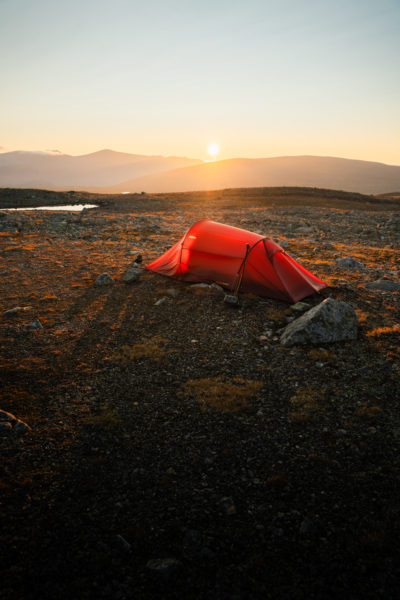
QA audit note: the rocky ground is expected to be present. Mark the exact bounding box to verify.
[0,187,399,600]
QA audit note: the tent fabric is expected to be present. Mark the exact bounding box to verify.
[146,220,326,302]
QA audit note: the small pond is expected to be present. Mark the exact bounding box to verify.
[1,204,98,212]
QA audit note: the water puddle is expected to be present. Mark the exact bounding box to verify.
[1,204,98,212]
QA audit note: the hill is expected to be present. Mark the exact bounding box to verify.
[0,149,202,188]
[2,151,400,195]
[103,155,400,195]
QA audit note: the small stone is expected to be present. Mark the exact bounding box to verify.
[199,547,216,559]
[122,267,141,283]
[0,422,12,436]
[13,420,31,436]
[210,283,224,293]
[190,283,210,289]
[26,318,43,330]
[182,529,202,559]
[299,517,321,538]
[365,279,400,292]
[115,534,132,552]
[154,297,167,306]
[335,256,365,270]
[95,273,114,286]
[166,467,176,475]
[223,294,239,306]
[290,302,311,314]
[0,409,17,422]
[219,496,236,515]
[3,306,33,317]
[271,527,284,537]
[145,558,182,578]
[166,288,179,298]
[295,224,314,234]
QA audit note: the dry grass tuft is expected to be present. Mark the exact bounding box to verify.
[265,307,290,323]
[110,335,168,363]
[80,402,120,429]
[266,472,287,488]
[355,309,370,325]
[186,286,214,296]
[355,405,383,419]
[366,324,400,361]
[308,348,336,362]
[179,376,263,412]
[0,387,37,420]
[289,385,326,422]
[366,324,400,338]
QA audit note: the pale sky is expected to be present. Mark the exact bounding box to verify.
[1,0,399,164]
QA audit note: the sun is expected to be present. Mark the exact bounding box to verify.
[207,143,220,160]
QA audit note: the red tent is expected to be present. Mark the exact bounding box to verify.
[146,220,326,302]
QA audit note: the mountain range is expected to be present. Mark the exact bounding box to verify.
[0,149,202,189]
[1,149,400,194]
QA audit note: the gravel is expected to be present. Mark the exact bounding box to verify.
[0,187,399,600]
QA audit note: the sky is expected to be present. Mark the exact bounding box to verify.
[1,0,399,164]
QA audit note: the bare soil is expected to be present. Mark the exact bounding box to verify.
[1,187,399,600]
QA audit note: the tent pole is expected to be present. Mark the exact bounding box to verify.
[234,243,251,296]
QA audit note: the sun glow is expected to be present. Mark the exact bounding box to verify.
[208,143,220,160]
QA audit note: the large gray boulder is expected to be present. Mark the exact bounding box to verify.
[280,298,358,346]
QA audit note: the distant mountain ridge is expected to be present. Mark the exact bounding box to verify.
[0,150,399,194]
[105,155,400,195]
[0,149,202,188]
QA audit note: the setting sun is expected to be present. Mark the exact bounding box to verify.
[208,143,220,160]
